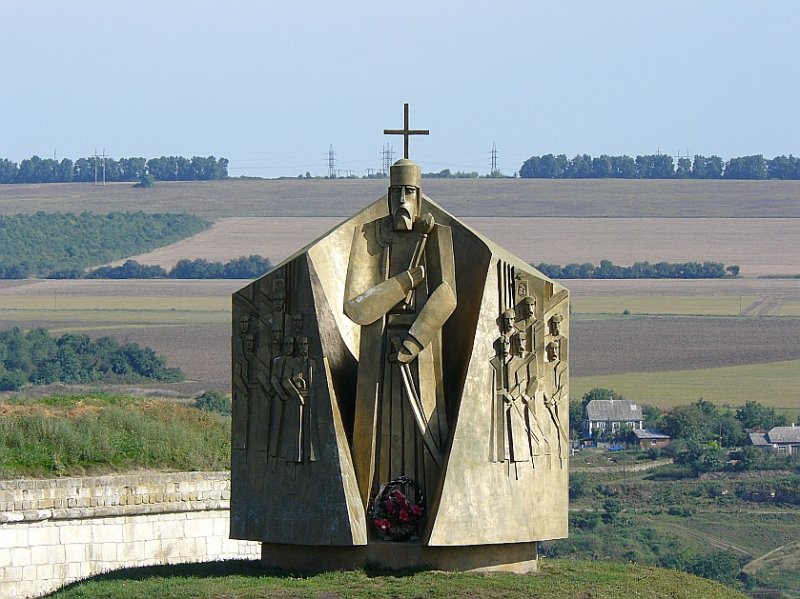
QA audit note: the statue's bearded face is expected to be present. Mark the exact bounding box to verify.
[389,185,418,231]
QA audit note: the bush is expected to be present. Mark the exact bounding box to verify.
[194,391,231,416]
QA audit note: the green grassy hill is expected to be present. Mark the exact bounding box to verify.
[46,558,747,599]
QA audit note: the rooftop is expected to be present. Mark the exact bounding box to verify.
[585,399,644,422]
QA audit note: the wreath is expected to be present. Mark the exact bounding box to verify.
[370,475,425,541]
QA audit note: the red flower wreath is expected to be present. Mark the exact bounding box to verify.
[370,475,426,541]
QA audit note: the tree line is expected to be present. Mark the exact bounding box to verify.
[535,260,739,279]
[0,327,183,391]
[0,212,208,278]
[0,155,228,184]
[519,153,800,179]
[52,256,274,280]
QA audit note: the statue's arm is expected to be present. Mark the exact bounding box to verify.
[344,224,426,325]
[396,225,457,363]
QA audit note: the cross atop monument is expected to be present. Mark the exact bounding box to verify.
[384,103,429,160]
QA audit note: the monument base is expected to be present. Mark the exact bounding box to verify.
[260,541,538,574]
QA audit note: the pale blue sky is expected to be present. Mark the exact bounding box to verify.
[2,1,797,177]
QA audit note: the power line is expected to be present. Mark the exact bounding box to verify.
[491,142,498,174]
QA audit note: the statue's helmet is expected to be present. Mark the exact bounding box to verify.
[390,158,420,189]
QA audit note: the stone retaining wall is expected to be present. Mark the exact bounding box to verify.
[0,471,259,598]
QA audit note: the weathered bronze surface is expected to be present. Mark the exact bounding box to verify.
[231,151,568,553]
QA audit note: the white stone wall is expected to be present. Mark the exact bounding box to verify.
[0,472,259,599]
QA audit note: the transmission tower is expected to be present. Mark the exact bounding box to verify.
[327,145,336,178]
[381,144,395,175]
[490,142,499,174]
[93,148,108,185]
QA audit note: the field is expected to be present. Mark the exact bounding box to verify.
[118,216,800,277]
[0,280,238,395]
[0,179,798,410]
[1,178,800,219]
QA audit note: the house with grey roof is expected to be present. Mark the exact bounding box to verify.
[749,424,800,455]
[633,428,671,450]
[583,399,644,436]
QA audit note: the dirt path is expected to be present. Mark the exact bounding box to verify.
[742,296,785,316]
[642,516,752,556]
[741,541,800,574]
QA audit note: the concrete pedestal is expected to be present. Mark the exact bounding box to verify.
[261,541,538,574]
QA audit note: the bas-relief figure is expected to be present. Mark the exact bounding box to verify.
[231,110,568,558]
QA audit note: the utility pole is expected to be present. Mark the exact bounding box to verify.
[93,148,108,185]
[327,145,336,179]
[490,142,499,175]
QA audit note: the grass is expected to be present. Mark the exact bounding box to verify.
[571,359,800,408]
[572,296,758,317]
[0,393,230,477]
[742,541,800,597]
[44,558,747,598]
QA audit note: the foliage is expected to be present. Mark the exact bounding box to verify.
[0,154,227,184]
[193,391,231,416]
[518,152,799,180]
[736,400,787,430]
[421,169,480,178]
[0,327,183,389]
[83,255,273,279]
[536,259,735,279]
[0,212,208,278]
[0,393,229,477]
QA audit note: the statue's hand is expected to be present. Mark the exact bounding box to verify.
[395,334,424,364]
[397,265,425,293]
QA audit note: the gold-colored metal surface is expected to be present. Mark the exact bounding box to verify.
[231,158,568,549]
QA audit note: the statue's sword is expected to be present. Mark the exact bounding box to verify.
[391,336,442,467]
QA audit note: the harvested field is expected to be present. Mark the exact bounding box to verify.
[570,316,800,376]
[569,279,800,316]
[1,178,799,218]
[117,216,800,277]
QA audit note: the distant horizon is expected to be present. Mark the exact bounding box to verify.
[3,1,798,178]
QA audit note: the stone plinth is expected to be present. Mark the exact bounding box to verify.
[261,541,538,574]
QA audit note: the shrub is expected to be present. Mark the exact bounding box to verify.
[194,391,232,416]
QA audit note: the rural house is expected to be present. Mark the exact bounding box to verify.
[749,424,800,455]
[583,399,644,436]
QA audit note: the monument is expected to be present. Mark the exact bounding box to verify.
[230,105,568,572]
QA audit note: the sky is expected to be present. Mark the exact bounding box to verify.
[2,1,798,178]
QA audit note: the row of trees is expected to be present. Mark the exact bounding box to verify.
[0,327,183,390]
[58,256,274,280]
[535,260,738,279]
[0,212,208,278]
[0,155,228,184]
[519,153,800,180]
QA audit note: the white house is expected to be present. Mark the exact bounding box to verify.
[584,399,644,436]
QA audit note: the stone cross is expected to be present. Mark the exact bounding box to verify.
[384,103,429,159]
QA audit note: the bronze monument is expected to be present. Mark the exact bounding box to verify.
[231,105,568,572]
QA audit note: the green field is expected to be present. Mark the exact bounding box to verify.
[572,295,758,317]
[45,558,746,599]
[571,359,800,409]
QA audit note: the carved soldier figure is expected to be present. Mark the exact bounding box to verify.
[281,336,318,464]
[269,335,295,457]
[344,158,457,506]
